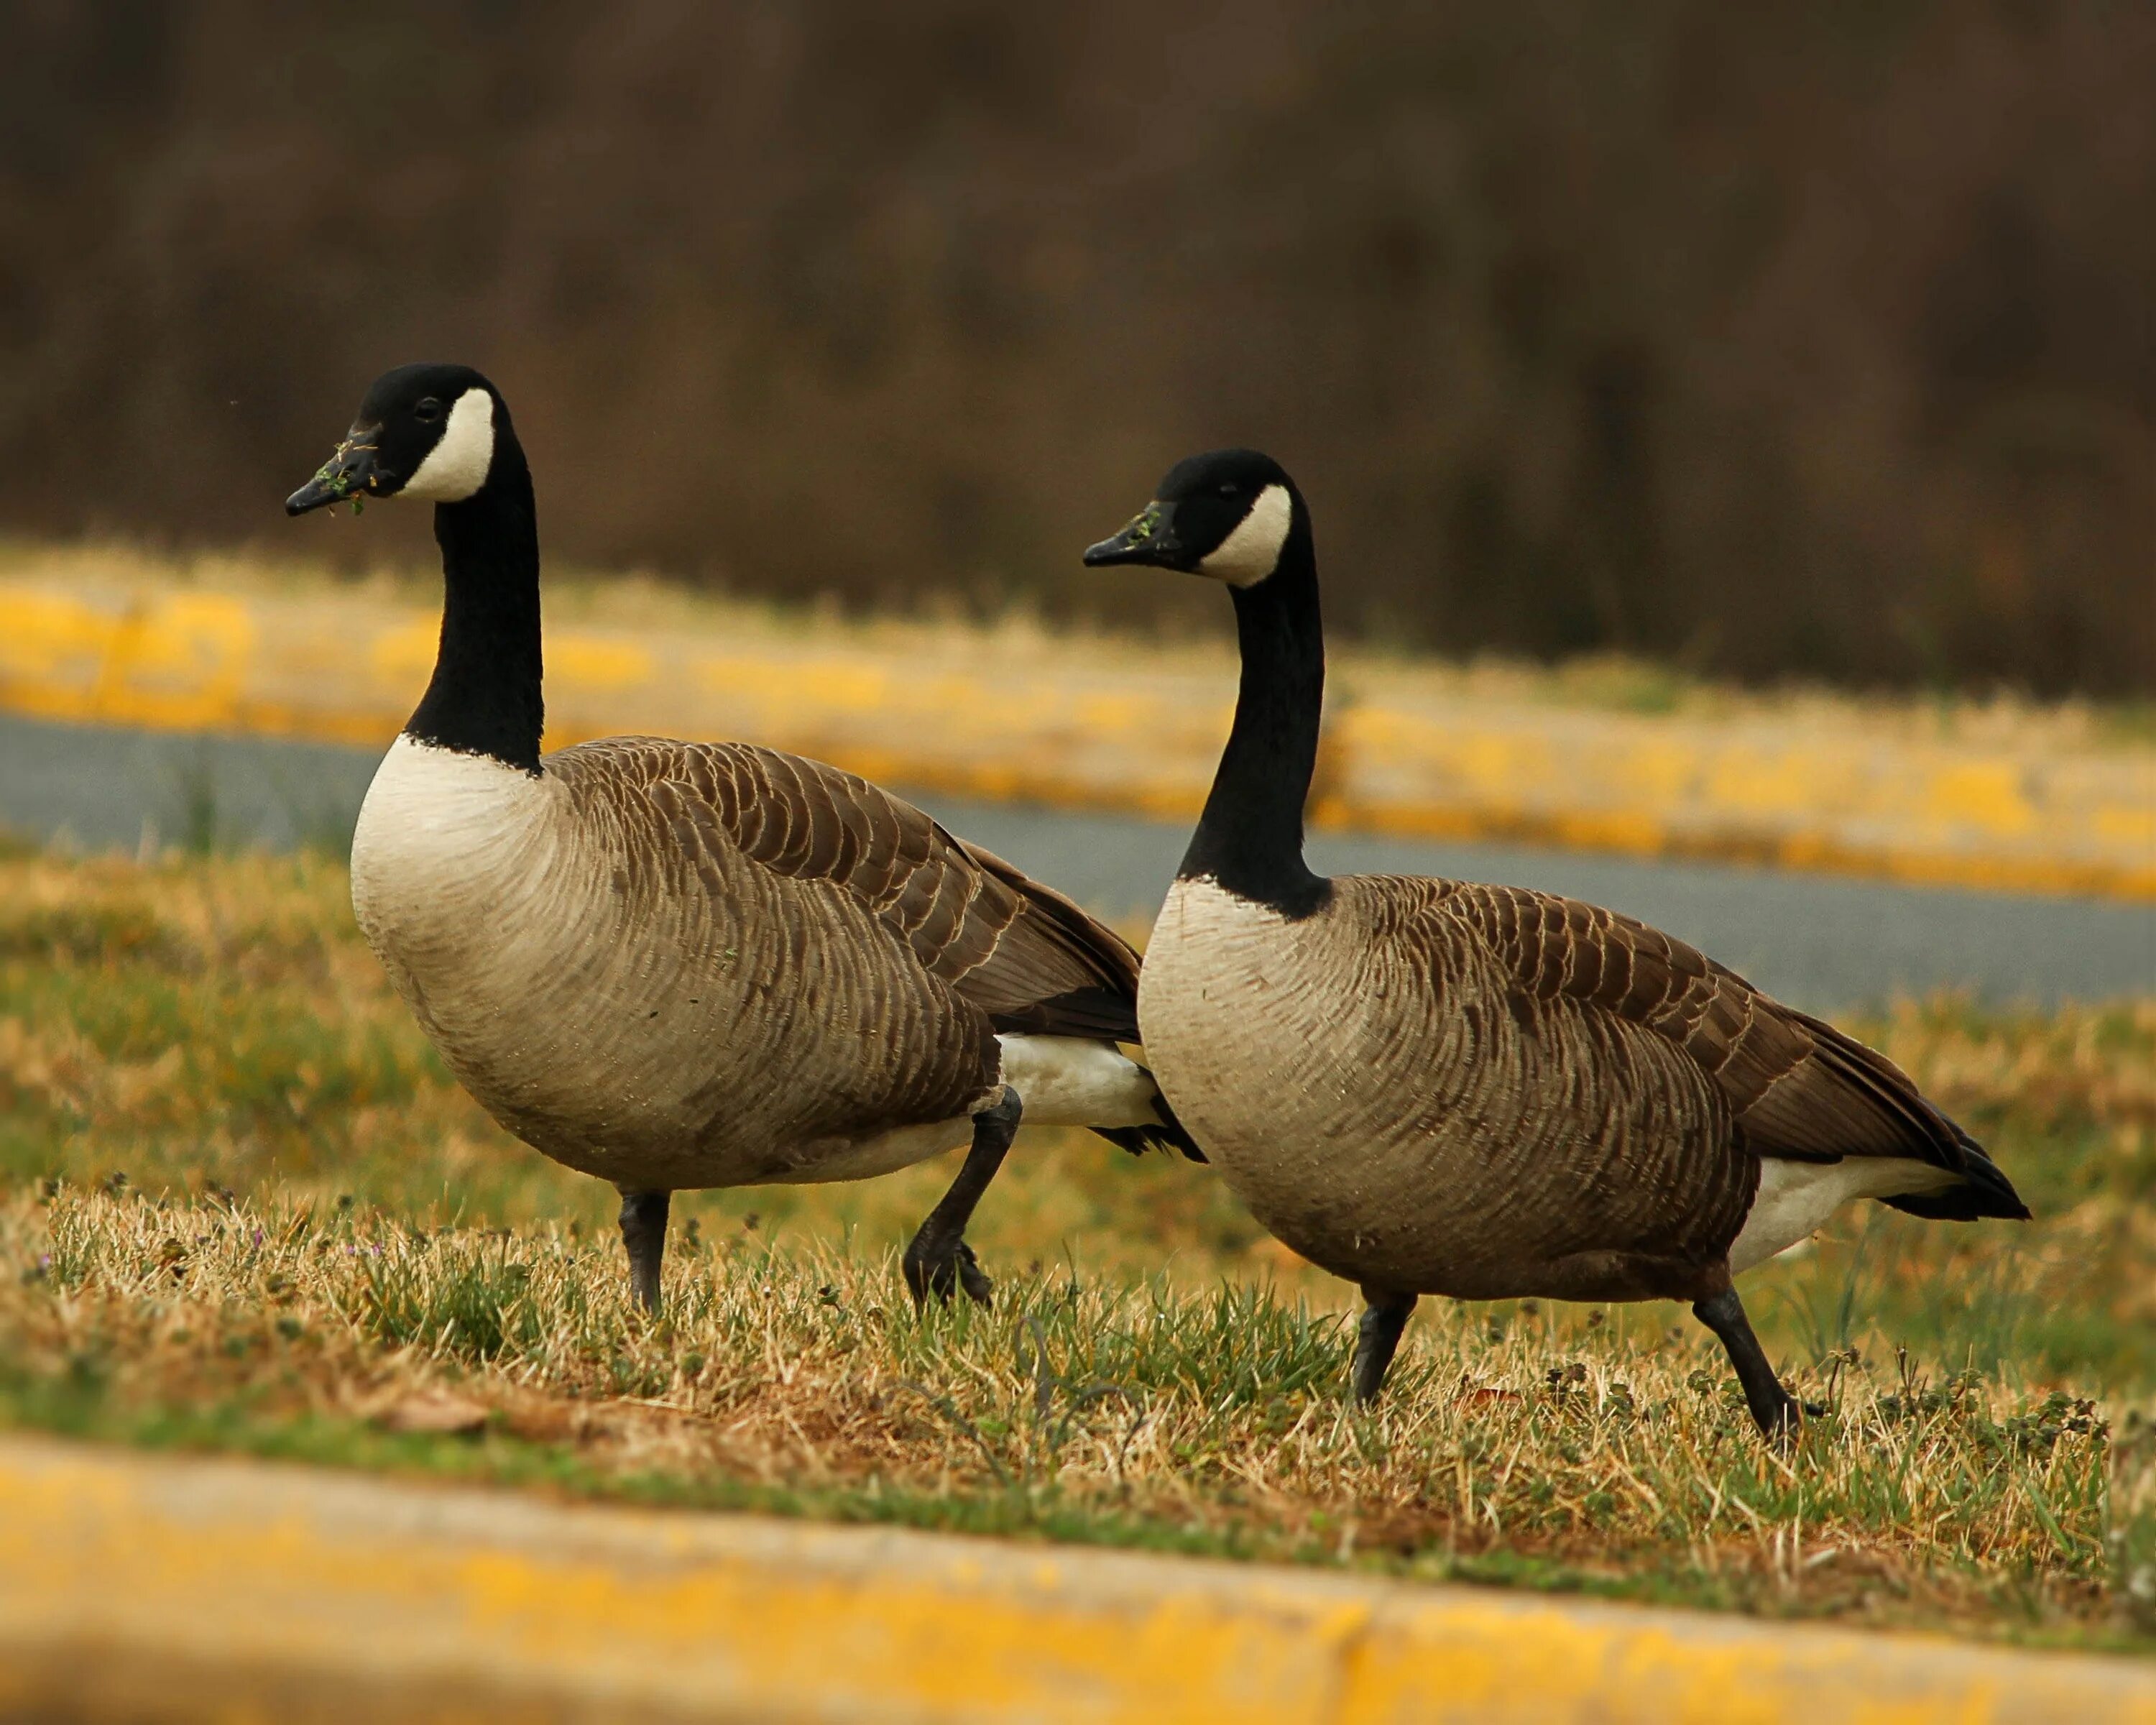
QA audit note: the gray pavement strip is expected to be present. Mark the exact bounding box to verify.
[2,710,2150,1012]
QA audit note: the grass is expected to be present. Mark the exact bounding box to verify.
[1,844,2153,1650]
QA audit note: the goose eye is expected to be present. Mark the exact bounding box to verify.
[414,398,444,424]
[1218,482,1240,499]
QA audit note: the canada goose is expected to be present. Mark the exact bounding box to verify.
[285,362,1197,1312]
[1084,449,2029,1438]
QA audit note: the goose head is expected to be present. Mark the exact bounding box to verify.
[1082,448,1303,588]
[286,362,510,516]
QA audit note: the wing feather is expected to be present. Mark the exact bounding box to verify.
[1439,880,1989,1180]
[565,737,1144,1042]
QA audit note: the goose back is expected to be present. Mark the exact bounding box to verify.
[1437,880,1984,1175]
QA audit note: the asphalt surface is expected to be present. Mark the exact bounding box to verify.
[4,710,2150,1011]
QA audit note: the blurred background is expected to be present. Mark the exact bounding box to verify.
[2,0,2150,693]
[1,12,2152,1673]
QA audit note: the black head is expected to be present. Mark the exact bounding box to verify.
[286,362,510,516]
[1082,448,1301,586]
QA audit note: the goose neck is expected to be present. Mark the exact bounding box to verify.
[405,448,545,773]
[1179,537,1329,916]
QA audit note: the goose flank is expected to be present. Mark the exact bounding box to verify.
[286,362,1198,1313]
[1083,448,2028,1439]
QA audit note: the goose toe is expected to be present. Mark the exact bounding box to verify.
[903,1237,995,1309]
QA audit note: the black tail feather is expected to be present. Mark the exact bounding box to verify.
[1091,1123,1207,1163]
[1092,1085,1207,1164]
[990,988,1140,1041]
[1881,1124,2030,1221]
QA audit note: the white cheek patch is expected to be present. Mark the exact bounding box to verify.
[1198,483,1294,586]
[400,388,497,502]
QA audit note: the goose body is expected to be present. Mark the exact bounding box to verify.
[1141,873,1966,1301]
[353,733,1162,1192]
[1087,449,2027,1436]
[291,363,1193,1310]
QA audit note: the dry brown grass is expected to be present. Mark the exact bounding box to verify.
[6,1182,2148,1647]
[1,845,2152,1647]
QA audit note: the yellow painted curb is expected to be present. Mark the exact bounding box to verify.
[2,576,2150,901]
[0,1435,2149,1724]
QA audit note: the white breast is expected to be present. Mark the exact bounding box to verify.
[1141,873,1294,994]
[1138,874,1299,1031]
[348,735,576,1030]
[1137,874,1308,1158]
[352,736,556,932]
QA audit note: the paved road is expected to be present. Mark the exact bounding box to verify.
[4,711,2150,1011]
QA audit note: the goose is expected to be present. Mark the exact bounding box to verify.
[1083,448,2029,1438]
[285,362,1197,1313]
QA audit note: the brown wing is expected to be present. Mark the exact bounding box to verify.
[607,739,1143,1040]
[941,837,1146,1039]
[1437,881,1980,1177]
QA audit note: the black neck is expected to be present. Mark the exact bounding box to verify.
[404,443,544,773]
[1178,521,1330,916]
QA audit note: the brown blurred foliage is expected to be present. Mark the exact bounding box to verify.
[1,1,2150,691]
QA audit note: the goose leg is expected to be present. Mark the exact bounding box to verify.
[903,1087,1022,1309]
[1351,1287,1419,1403]
[618,1188,671,1315]
[1692,1286,1801,1440]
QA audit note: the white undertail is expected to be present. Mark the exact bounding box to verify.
[1730,1156,1960,1273]
[995,1034,1162,1128]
